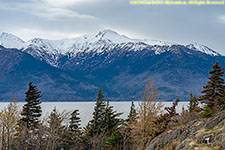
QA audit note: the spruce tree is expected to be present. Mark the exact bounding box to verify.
[103,99,123,134]
[86,88,106,136]
[20,82,42,128]
[64,109,82,149]
[102,99,123,148]
[199,60,225,110]
[127,101,137,123]
[121,101,137,150]
[69,109,81,131]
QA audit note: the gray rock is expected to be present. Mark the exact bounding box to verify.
[146,129,182,149]
[145,111,225,150]
[204,111,225,129]
[176,140,191,150]
[221,133,225,147]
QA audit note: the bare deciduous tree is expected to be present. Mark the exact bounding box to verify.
[129,78,164,150]
[0,101,20,150]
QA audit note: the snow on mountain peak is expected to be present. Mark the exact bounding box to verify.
[96,29,119,37]
[0,32,25,49]
[0,30,221,58]
[0,30,173,55]
[186,43,220,56]
[86,29,133,44]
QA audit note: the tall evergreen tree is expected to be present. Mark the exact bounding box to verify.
[120,101,137,150]
[20,82,42,128]
[199,60,225,110]
[127,101,137,123]
[69,109,81,131]
[102,99,123,148]
[85,88,106,136]
[103,99,123,134]
[63,109,83,150]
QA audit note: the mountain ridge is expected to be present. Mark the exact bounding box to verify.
[0,30,224,101]
[0,30,220,60]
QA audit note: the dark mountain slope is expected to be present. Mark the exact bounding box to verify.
[56,45,225,100]
[0,46,98,101]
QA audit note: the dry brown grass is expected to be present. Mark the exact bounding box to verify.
[162,141,178,150]
[177,109,200,125]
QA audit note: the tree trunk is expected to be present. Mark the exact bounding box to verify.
[2,126,6,150]
[7,127,9,150]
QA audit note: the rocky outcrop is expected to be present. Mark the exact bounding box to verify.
[146,111,225,150]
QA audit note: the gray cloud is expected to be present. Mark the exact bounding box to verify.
[218,15,225,24]
[0,0,101,39]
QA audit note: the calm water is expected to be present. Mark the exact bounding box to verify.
[0,102,188,127]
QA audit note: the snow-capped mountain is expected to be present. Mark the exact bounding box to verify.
[186,43,219,56]
[0,32,25,49]
[0,30,220,67]
[0,29,173,54]
[0,30,224,101]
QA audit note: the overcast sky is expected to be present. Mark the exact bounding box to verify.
[0,0,225,54]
